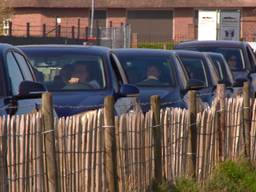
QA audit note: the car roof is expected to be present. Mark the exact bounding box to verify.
[170,49,207,57]
[0,43,16,51]
[113,48,174,56]
[176,40,247,48]
[18,44,111,54]
[113,48,207,58]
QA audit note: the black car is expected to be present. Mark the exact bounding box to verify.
[113,49,219,109]
[0,43,46,115]
[172,50,219,104]
[175,40,256,91]
[19,45,139,116]
[204,52,243,96]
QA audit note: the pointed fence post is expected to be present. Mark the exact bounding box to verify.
[42,92,59,192]
[243,82,251,158]
[104,96,118,192]
[216,84,225,161]
[187,90,197,179]
[150,95,162,184]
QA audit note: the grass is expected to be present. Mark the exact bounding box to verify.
[137,41,176,50]
[152,159,256,192]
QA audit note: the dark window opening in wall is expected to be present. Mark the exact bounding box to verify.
[90,10,107,29]
[127,10,173,42]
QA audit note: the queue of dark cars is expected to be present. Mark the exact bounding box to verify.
[1,40,254,117]
[175,40,256,93]
[19,45,139,117]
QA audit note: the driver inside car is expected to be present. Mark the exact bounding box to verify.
[64,61,100,89]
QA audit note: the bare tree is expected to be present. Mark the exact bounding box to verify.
[0,1,13,35]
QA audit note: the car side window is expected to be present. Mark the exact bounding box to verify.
[246,46,256,71]
[110,54,124,86]
[6,51,24,95]
[13,52,34,80]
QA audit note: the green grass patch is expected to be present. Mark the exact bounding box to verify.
[152,159,256,192]
[204,159,256,192]
[137,41,176,50]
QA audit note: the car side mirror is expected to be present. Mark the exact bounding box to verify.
[119,84,139,97]
[187,79,206,90]
[17,81,47,99]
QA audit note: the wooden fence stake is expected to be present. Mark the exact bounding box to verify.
[0,118,7,191]
[216,84,225,161]
[150,95,162,183]
[187,90,197,178]
[104,96,118,192]
[163,43,167,50]
[26,22,30,37]
[42,92,59,192]
[243,82,251,157]
[131,33,138,48]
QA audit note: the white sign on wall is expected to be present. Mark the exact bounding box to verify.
[198,10,218,40]
[220,11,240,41]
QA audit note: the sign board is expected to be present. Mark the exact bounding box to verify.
[198,10,218,40]
[220,11,240,41]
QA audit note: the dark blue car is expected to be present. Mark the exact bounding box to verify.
[19,45,139,116]
[0,43,46,115]
[175,40,256,92]
[113,48,219,110]
[171,50,219,105]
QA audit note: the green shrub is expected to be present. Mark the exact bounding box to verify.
[151,181,171,192]
[172,177,199,192]
[204,159,256,192]
[137,41,175,50]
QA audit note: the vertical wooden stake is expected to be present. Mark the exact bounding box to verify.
[104,96,118,192]
[42,24,46,37]
[0,117,7,191]
[150,95,162,183]
[77,18,80,39]
[71,26,75,39]
[42,92,59,192]
[131,33,138,48]
[163,43,167,50]
[187,90,197,179]
[26,22,30,37]
[243,82,251,157]
[216,84,225,161]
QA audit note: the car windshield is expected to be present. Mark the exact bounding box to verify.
[209,54,234,86]
[22,49,106,91]
[179,56,208,86]
[192,47,245,71]
[116,54,175,87]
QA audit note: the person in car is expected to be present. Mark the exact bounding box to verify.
[53,64,73,89]
[64,61,100,89]
[138,64,163,85]
[227,54,238,71]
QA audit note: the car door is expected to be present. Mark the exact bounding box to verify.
[110,53,140,114]
[4,50,40,115]
[246,45,256,92]
[0,53,9,115]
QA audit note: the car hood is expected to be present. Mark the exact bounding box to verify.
[52,91,111,117]
[137,87,184,110]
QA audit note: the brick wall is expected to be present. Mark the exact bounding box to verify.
[10,7,256,42]
[173,8,195,42]
[11,8,89,38]
[241,8,256,41]
[11,9,43,36]
[107,8,126,27]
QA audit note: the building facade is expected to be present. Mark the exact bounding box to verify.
[7,0,256,42]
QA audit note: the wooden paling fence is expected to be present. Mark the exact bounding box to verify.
[0,84,256,191]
